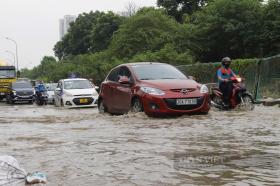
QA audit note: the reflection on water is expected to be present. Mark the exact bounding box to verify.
[0,103,279,185]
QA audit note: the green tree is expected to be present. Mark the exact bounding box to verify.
[157,0,211,22]
[90,12,124,53]
[262,0,280,56]
[187,0,264,62]
[54,11,123,59]
[109,8,182,59]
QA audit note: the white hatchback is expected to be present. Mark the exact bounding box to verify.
[54,78,98,108]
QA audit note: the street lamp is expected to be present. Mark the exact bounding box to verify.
[5,37,19,73]
[5,50,16,66]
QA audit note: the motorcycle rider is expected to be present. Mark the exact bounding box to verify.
[35,80,46,98]
[217,57,237,108]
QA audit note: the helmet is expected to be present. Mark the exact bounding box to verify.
[221,57,231,66]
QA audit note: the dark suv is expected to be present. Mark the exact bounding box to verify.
[6,81,35,104]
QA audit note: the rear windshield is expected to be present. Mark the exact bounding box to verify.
[131,64,187,80]
[64,80,93,89]
[12,82,33,89]
[46,84,57,91]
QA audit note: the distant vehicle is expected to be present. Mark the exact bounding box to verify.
[0,64,16,100]
[17,78,31,82]
[45,83,58,104]
[6,80,34,104]
[54,78,98,108]
[98,62,210,116]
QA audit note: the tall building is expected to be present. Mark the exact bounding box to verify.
[59,15,77,40]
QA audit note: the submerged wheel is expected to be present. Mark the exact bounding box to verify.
[98,99,106,113]
[240,94,254,110]
[130,98,143,112]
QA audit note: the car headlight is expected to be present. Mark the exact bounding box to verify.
[140,87,165,96]
[12,90,17,95]
[200,84,209,94]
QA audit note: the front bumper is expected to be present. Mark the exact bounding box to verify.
[62,95,98,108]
[11,95,34,102]
[141,93,210,116]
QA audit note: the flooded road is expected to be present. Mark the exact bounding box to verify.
[0,103,279,186]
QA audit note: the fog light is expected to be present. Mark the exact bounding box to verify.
[149,102,159,110]
[66,101,72,106]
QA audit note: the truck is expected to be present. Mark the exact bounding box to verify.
[0,62,17,100]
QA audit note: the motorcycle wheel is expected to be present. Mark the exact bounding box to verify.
[240,94,254,110]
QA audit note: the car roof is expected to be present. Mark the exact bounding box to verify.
[61,78,88,82]
[121,62,166,67]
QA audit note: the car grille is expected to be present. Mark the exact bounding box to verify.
[74,94,92,96]
[72,97,94,105]
[17,91,34,96]
[164,97,204,110]
[170,88,196,93]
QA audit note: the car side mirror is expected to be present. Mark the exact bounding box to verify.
[95,86,99,90]
[118,76,130,84]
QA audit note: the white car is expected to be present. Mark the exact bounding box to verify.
[45,83,58,104]
[54,78,98,108]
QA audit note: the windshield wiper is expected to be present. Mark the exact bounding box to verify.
[140,78,154,80]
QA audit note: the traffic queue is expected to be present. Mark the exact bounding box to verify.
[1,61,254,117]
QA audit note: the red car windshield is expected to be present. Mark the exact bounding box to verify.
[131,64,187,80]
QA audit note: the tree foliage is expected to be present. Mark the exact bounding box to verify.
[262,0,280,56]
[157,0,211,22]
[24,1,280,83]
[187,0,264,62]
[54,11,123,59]
[109,8,182,59]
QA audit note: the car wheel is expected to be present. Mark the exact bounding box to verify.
[98,99,106,113]
[131,98,143,112]
[6,95,11,104]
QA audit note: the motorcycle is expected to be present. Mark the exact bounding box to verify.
[35,91,48,105]
[210,76,254,110]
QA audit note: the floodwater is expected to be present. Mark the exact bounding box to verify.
[0,103,279,186]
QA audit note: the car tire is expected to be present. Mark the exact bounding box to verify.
[98,99,106,113]
[131,98,143,112]
[6,95,11,104]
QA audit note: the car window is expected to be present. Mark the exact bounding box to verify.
[119,67,131,78]
[131,64,187,80]
[118,67,132,82]
[107,68,119,82]
[63,80,93,89]
[46,83,57,91]
[12,82,33,89]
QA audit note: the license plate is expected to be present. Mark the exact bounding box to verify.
[176,99,197,105]
[80,98,88,103]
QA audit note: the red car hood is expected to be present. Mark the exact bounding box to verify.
[139,79,199,91]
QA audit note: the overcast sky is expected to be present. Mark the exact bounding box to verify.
[0,0,157,69]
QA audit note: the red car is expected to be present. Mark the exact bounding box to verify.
[98,62,210,116]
